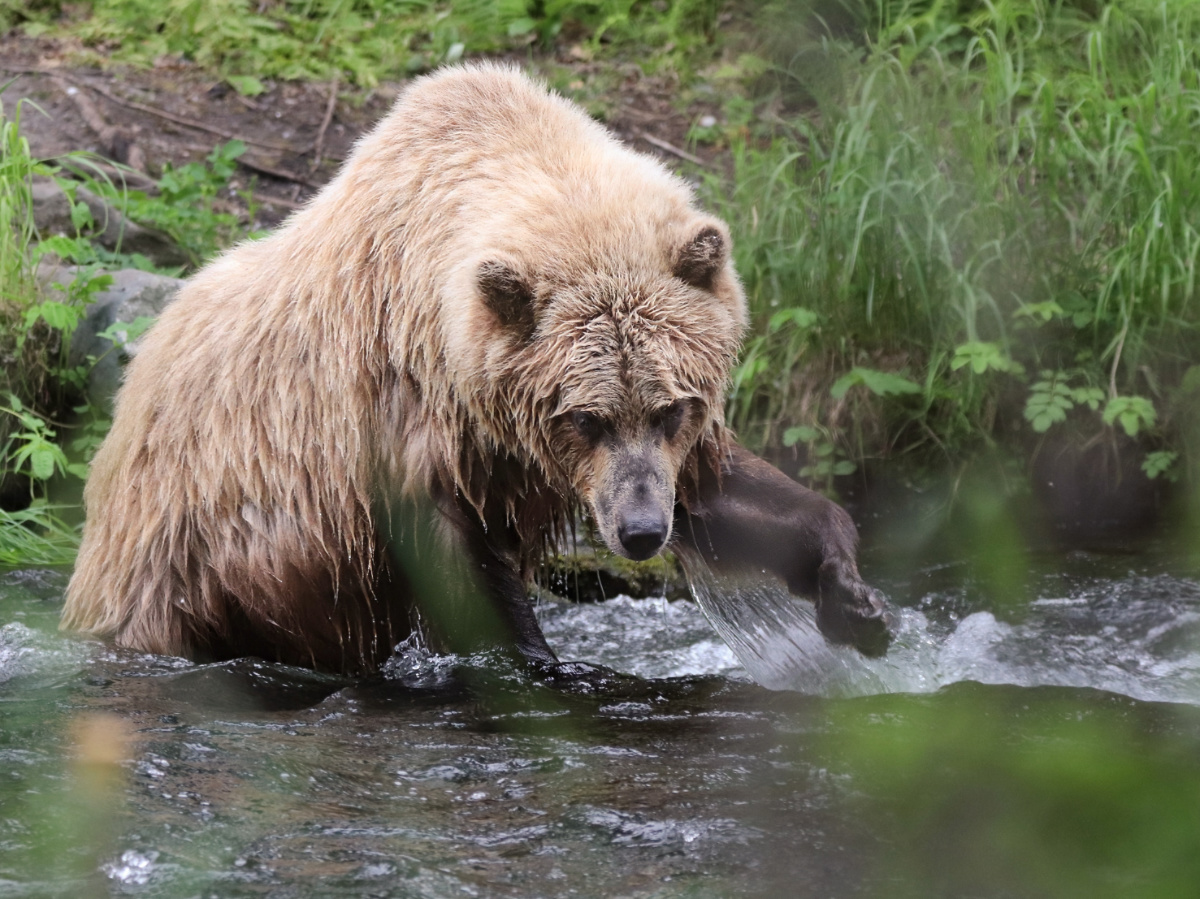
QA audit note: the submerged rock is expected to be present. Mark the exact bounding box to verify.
[1031,431,1165,543]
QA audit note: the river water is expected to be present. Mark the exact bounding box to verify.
[2,535,1199,898]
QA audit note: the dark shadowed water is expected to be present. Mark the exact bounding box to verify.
[2,537,1200,898]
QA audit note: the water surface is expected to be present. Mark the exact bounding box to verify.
[2,540,1199,898]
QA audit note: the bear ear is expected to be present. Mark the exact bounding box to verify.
[478,260,536,339]
[673,225,727,290]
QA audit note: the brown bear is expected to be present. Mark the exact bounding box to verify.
[61,63,890,674]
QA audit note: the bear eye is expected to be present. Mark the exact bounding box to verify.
[571,410,609,444]
[657,400,689,440]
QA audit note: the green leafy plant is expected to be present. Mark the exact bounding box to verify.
[1141,450,1177,481]
[1024,371,1105,434]
[1102,395,1157,439]
[0,95,147,563]
[783,423,856,490]
[768,306,820,333]
[830,367,922,401]
[103,140,255,267]
[0,395,77,487]
[951,341,1022,376]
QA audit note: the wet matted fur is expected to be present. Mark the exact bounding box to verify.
[61,64,754,672]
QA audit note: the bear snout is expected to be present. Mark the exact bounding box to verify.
[603,454,674,561]
[616,510,670,561]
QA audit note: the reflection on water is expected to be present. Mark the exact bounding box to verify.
[1,543,1199,898]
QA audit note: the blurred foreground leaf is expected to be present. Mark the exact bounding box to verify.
[828,683,1200,899]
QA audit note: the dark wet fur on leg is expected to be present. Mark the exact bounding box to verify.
[676,444,895,657]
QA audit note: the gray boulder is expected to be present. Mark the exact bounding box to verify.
[38,262,184,412]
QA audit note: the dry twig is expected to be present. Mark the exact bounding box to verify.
[238,156,322,189]
[636,131,706,166]
[311,77,339,170]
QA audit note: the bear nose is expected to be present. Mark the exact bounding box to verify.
[617,514,669,561]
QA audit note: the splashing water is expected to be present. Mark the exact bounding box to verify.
[539,565,1200,704]
[103,849,160,886]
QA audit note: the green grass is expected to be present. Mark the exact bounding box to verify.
[700,0,1200,488]
[0,96,97,556]
[0,95,47,405]
[0,505,82,566]
[9,0,722,89]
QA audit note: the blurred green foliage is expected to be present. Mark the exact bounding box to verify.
[829,683,1200,899]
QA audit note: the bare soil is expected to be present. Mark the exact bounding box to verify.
[1,34,719,232]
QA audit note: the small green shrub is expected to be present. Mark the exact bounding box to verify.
[93,140,257,267]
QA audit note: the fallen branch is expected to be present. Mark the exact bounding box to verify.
[237,156,323,189]
[54,75,147,172]
[54,75,115,145]
[636,131,706,167]
[1,65,300,154]
[254,193,305,211]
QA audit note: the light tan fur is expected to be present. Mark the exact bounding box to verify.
[61,63,747,673]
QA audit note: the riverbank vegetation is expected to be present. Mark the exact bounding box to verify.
[714,0,1200,502]
[0,96,116,564]
[1,0,1198,563]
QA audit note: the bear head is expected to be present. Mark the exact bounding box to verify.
[445,172,747,561]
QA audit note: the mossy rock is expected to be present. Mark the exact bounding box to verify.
[535,548,691,603]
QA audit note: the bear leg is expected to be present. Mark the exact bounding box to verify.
[673,443,893,657]
[392,486,559,666]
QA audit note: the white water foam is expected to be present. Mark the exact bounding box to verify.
[538,571,1200,704]
[0,621,95,687]
[102,849,160,886]
[536,594,743,681]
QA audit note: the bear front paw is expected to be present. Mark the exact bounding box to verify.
[816,562,895,658]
